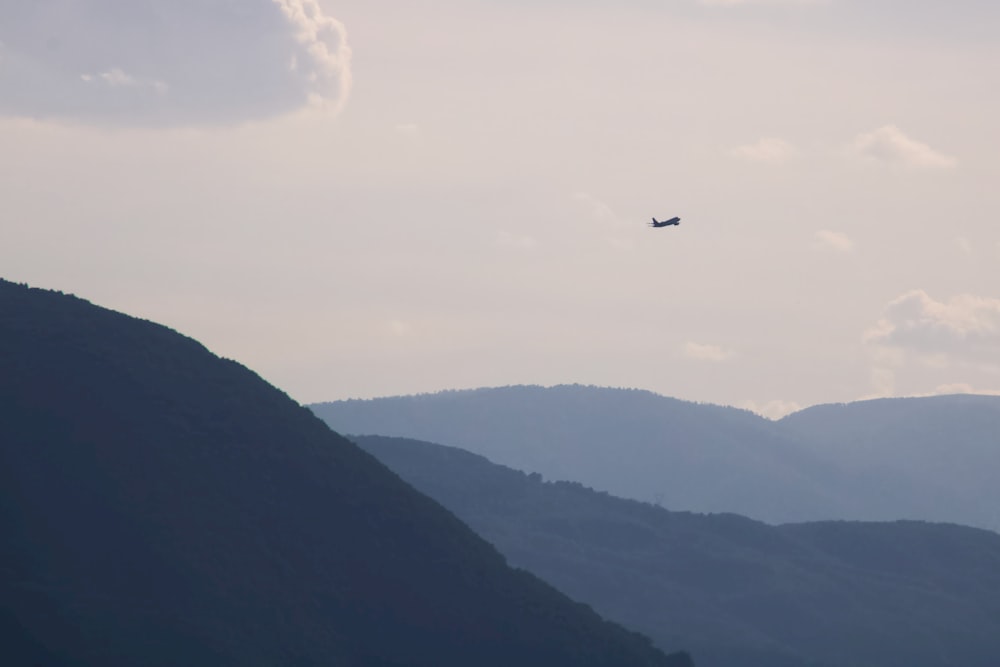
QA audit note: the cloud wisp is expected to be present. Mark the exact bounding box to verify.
[847,125,957,169]
[741,399,802,420]
[865,290,1000,367]
[814,230,854,253]
[0,0,352,126]
[731,137,798,165]
[683,341,736,363]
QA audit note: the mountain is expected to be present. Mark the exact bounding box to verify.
[310,385,1000,531]
[355,434,1000,667]
[0,279,684,667]
[778,395,1000,531]
[311,385,850,523]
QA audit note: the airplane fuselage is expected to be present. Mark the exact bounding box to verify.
[650,216,681,228]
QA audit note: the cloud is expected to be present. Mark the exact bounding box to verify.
[932,383,1000,397]
[572,192,635,250]
[572,192,626,228]
[80,67,170,98]
[814,229,854,252]
[864,290,1000,367]
[847,125,957,169]
[0,0,351,126]
[731,137,797,164]
[741,399,802,419]
[867,366,897,398]
[683,342,735,362]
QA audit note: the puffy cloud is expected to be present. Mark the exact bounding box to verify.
[864,290,1000,367]
[814,229,854,252]
[731,137,797,164]
[683,341,735,362]
[0,0,351,126]
[847,125,957,169]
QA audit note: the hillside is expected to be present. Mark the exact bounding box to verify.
[355,434,1000,667]
[0,279,683,667]
[311,385,852,523]
[311,385,1000,530]
[778,395,1000,531]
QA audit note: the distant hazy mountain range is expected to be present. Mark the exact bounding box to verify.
[0,280,683,667]
[310,385,1000,531]
[355,434,1000,667]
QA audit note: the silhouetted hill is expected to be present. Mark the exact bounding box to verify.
[310,385,1000,530]
[355,434,1000,667]
[0,279,681,667]
[779,395,1000,530]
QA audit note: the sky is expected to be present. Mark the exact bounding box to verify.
[2,0,999,417]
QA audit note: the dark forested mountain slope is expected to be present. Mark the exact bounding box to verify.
[0,279,680,667]
[355,434,1000,667]
[311,386,1000,530]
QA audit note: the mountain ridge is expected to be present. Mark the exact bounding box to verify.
[354,433,1000,667]
[310,384,1000,531]
[1,280,683,667]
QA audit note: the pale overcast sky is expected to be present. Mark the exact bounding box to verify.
[2,0,999,417]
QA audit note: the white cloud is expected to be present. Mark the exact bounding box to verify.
[81,68,169,96]
[683,342,735,362]
[814,229,854,252]
[932,383,1000,396]
[273,0,352,110]
[731,137,797,164]
[741,398,802,419]
[864,290,1000,367]
[847,125,957,169]
[0,0,351,126]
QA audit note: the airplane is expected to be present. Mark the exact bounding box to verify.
[649,216,680,228]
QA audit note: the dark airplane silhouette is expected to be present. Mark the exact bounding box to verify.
[650,216,680,228]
